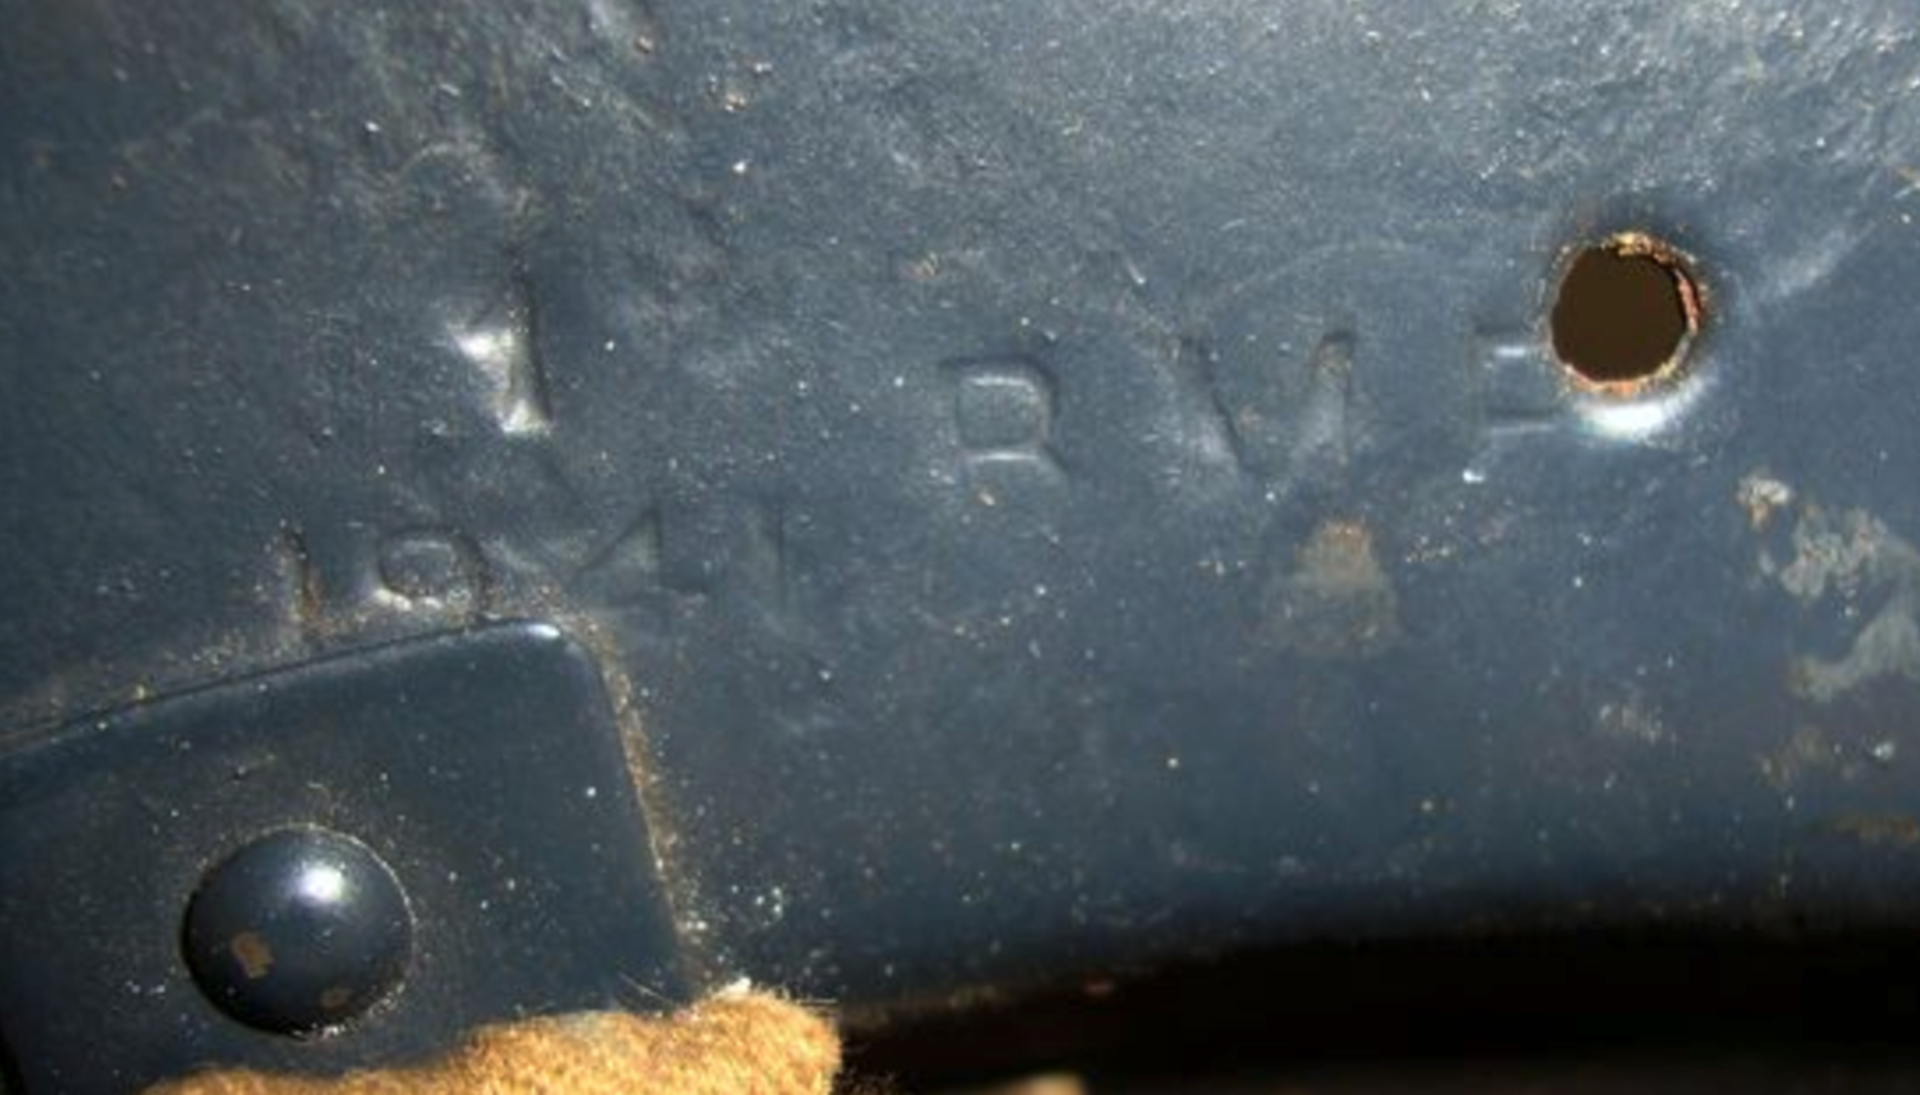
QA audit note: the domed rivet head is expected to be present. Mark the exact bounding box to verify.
[183,828,412,1035]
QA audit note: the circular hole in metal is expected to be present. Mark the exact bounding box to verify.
[1550,233,1703,391]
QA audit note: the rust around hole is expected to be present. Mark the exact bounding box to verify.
[1550,231,1705,394]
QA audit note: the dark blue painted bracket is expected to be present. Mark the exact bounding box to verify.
[0,623,683,1094]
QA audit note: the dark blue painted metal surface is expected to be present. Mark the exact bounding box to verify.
[4,1,1920,1088]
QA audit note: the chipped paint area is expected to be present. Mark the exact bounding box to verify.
[1595,688,1667,745]
[1757,724,1898,791]
[1765,504,1919,604]
[1827,812,1920,848]
[1793,606,1920,704]
[1264,519,1402,660]
[1748,476,1920,703]
[1759,725,1843,792]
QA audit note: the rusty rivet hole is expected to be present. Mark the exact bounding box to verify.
[1550,232,1705,393]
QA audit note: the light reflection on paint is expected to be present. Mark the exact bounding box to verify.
[1573,372,1710,443]
[296,863,348,905]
